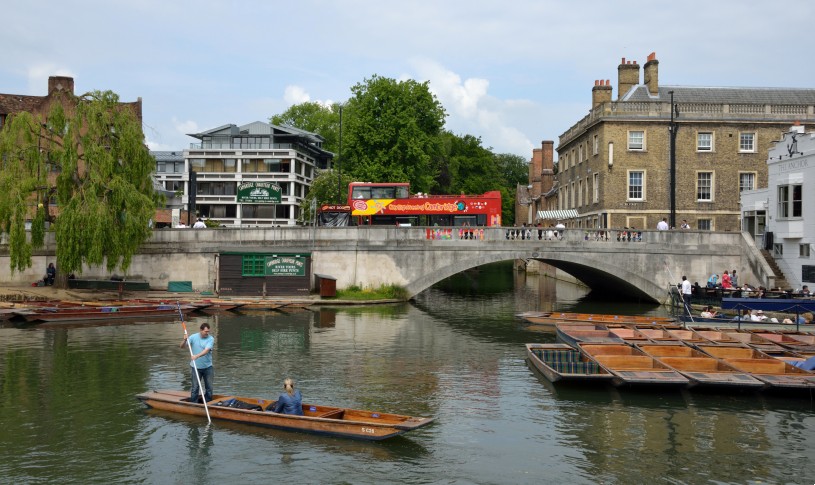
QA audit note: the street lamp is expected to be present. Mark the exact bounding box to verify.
[336,104,343,204]
[669,90,679,229]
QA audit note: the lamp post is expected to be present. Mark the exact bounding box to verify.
[669,90,678,229]
[337,104,343,204]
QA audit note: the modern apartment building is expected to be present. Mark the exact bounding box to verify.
[161,121,333,227]
[554,53,815,231]
[741,125,815,289]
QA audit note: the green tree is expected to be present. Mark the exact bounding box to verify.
[270,101,341,154]
[434,132,502,195]
[494,153,529,188]
[342,75,446,193]
[0,90,159,278]
[298,170,354,224]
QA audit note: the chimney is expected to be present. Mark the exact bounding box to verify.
[617,57,640,100]
[643,52,659,96]
[592,79,612,109]
[540,140,555,194]
[48,76,75,95]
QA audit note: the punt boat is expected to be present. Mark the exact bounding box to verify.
[577,343,689,387]
[526,343,613,384]
[696,345,815,391]
[688,327,743,346]
[12,304,197,323]
[555,324,625,348]
[520,311,675,326]
[136,389,433,441]
[718,330,787,353]
[633,326,685,343]
[636,343,764,389]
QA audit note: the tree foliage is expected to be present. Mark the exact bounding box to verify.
[341,75,446,193]
[270,101,341,154]
[0,90,159,276]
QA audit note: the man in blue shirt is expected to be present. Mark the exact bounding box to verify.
[180,323,214,403]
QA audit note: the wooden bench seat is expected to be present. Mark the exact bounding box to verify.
[594,355,655,370]
[660,357,720,372]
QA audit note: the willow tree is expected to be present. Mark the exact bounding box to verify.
[0,90,159,279]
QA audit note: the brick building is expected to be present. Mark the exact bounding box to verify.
[516,140,557,225]
[553,53,815,231]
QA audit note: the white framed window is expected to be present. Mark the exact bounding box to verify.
[593,135,599,155]
[697,219,712,231]
[739,132,756,153]
[800,244,810,258]
[627,171,644,201]
[778,184,803,218]
[593,173,599,203]
[697,132,714,152]
[739,172,755,192]
[628,131,645,151]
[697,172,713,201]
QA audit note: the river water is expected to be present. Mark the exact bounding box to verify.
[1,263,813,484]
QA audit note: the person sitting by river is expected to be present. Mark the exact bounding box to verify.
[707,273,718,288]
[750,310,768,322]
[44,263,56,286]
[270,378,303,415]
[700,306,717,318]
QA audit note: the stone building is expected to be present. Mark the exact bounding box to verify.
[516,140,557,226]
[555,53,815,231]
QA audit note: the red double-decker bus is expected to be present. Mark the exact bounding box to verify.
[347,182,502,226]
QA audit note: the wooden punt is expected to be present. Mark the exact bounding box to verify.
[526,343,614,384]
[634,326,685,343]
[605,324,653,344]
[689,327,743,345]
[136,389,433,441]
[636,343,765,389]
[577,343,690,387]
[719,330,787,353]
[555,324,625,348]
[521,312,675,326]
[781,331,815,345]
[696,345,815,391]
[12,304,197,323]
[664,328,709,346]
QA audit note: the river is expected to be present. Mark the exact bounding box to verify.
[1,262,813,484]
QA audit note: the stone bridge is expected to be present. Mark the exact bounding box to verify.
[2,226,775,303]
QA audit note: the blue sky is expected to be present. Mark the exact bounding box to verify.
[3,0,813,158]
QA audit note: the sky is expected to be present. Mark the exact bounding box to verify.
[3,1,814,159]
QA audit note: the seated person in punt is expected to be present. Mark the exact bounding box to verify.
[270,378,303,415]
[700,306,717,318]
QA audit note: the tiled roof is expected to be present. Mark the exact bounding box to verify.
[151,151,184,162]
[624,85,815,104]
[0,93,47,115]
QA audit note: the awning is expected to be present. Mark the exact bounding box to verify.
[536,209,579,220]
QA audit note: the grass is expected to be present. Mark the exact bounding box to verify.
[333,284,409,301]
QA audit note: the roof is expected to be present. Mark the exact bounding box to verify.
[151,151,184,162]
[623,85,815,105]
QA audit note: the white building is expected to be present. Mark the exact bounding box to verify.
[741,125,814,289]
[155,121,333,227]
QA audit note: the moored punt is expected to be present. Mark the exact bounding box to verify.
[605,324,652,344]
[136,389,433,441]
[696,345,815,391]
[526,343,614,384]
[555,324,625,348]
[12,304,197,323]
[664,328,709,346]
[577,343,690,387]
[634,326,685,343]
[636,343,765,389]
[689,327,743,346]
[521,311,675,326]
[719,330,787,353]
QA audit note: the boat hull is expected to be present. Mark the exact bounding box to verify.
[136,390,433,441]
[526,343,613,384]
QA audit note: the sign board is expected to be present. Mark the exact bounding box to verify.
[265,255,306,277]
[237,182,282,203]
[320,204,351,212]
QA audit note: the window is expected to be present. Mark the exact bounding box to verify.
[593,173,599,203]
[697,132,713,151]
[739,172,755,192]
[628,171,644,200]
[585,177,589,206]
[570,182,575,208]
[697,172,713,201]
[628,131,644,151]
[578,145,583,163]
[578,180,583,207]
[196,182,237,196]
[164,180,183,192]
[593,135,599,155]
[800,244,810,258]
[739,132,755,152]
[242,255,266,276]
[774,243,783,257]
[697,219,711,230]
[778,184,803,218]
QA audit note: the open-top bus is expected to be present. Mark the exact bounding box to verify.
[347,182,502,226]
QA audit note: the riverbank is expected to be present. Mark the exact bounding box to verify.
[0,284,404,306]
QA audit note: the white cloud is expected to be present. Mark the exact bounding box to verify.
[173,118,199,136]
[283,85,311,105]
[26,64,74,94]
